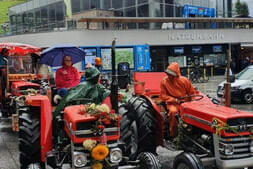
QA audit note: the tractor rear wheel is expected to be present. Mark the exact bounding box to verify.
[137,152,161,169]
[173,152,204,169]
[19,107,43,169]
[119,96,158,159]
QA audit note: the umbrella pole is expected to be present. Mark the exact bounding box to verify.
[110,38,118,114]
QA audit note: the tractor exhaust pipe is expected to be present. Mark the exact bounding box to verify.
[110,38,118,114]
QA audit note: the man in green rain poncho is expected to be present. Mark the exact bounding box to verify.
[54,67,110,119]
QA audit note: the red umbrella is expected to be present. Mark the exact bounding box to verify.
[0,42,41,56]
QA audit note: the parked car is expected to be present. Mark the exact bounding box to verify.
[217,65,253,103]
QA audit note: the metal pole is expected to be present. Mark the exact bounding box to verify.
[110,38,118,114]
[224,44,231,107]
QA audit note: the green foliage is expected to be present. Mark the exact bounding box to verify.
[235,0,249,17]
[0,0,26,35]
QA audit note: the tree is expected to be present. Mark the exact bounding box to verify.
[235,0,249,17]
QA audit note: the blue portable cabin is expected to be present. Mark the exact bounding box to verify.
[79,44,150,72]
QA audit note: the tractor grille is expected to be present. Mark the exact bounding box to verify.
[227,118,253,132]
[20,86,40,90]
[75,121,119,138]
[219,136,253,160]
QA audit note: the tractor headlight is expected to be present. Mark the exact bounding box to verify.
[219,143,234,155]
[110,148,122,163]
[73,152,87,168]
[250,141,253,153]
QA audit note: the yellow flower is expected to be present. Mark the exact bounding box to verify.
[91,162,103,169]
[91,144,109,161]
[83,139,97,151]
[96,104,110,113]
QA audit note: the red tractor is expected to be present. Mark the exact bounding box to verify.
[18,42,160,169]
[119,72,253,169]
[0,51,45,131]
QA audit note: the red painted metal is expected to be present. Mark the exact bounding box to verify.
[11,81,40,96]
[133,72,167,96]
[64,105,121,144]
[25,95,52,162]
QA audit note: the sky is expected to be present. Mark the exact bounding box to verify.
[233,0,253,16]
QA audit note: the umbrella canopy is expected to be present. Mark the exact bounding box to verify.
[0,42,41,56]
[40,44,85,67]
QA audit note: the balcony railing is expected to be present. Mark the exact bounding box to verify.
[5,17,253,36]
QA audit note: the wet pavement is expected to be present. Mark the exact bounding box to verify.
[0,75,253,169]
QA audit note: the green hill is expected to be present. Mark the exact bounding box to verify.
[0,0,26,34]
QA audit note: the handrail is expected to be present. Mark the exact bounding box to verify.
[78,17,253,23]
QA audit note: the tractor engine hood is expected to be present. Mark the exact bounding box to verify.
[180,99,253,137]
[64,105,120,144]
[11,81,40,96]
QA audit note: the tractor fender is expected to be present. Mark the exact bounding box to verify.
[25,95,52,162]
[141,95,164,146]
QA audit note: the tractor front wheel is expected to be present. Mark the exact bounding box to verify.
[137,152,161,169]
[173,152,204,169]
[19,107,43,169]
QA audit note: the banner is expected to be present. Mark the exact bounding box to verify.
[64,0,72,19]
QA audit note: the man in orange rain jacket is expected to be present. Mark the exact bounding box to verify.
[160,62,197,138]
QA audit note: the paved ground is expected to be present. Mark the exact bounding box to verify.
[0,75,253,169]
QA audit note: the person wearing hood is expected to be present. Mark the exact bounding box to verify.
[55,55,80,97]
[160,62,197,138]
[54,67,110,118]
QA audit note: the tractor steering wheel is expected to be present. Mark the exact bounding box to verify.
[178,94,204,103]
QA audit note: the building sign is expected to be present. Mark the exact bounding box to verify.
[184,5,215,17]
[168,33,224,41]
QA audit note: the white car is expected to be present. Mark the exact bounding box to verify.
[217,65,253,103]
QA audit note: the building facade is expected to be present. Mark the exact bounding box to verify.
[8,0,237,75]
[8,0,232,34]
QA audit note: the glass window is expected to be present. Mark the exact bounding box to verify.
[138,4,149,17]
[91,0,100,9]
[41,7,48,25]
[125,0,135,7]
[165,4,174,17]
[10,15,17,25]
[153,3,163,17]
[125,7,136,17]
[35,10,41,25]
[82,0,90,10]
[72,0,81,13]
[49,5,56,23]
[153,0,163,2]
[102,0,111,9]
[112,0,122,9]
[138,0,148,4]
[165,0,173,4]
[175,6,184,17]
[56,2,64,21]
[28,12,34,26]
[22,13,28,25]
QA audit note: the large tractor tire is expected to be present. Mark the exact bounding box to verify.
[173,152,204,169]
[19,107,43,169]
[137,152,161,169]
[119,96,158,159]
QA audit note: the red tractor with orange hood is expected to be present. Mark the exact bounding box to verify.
[18,40,160,169]
[119,70,253,169]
